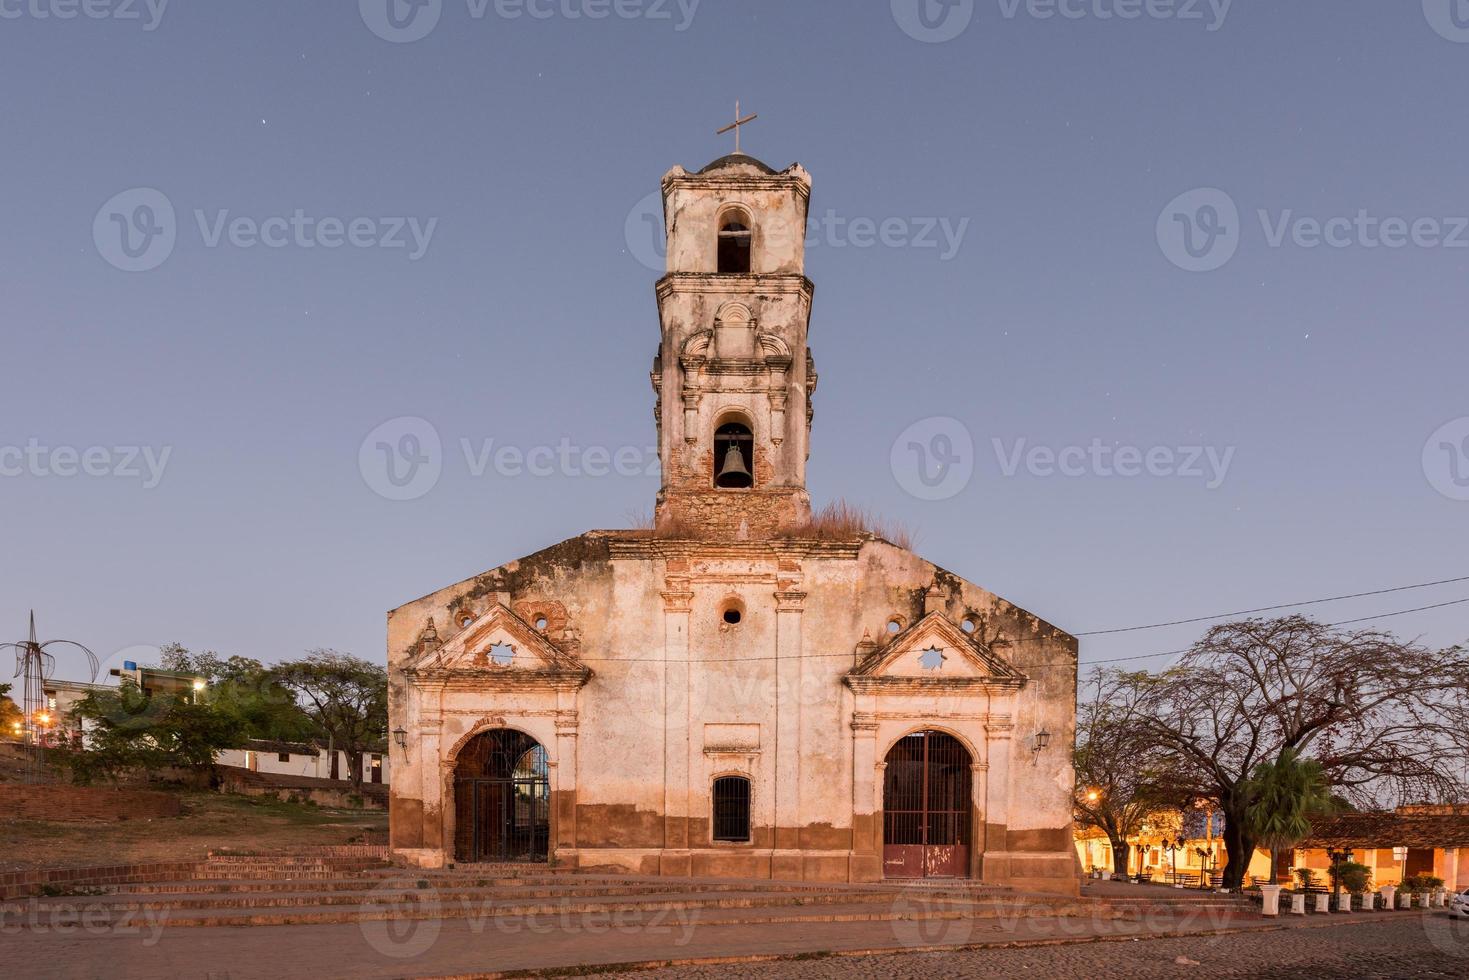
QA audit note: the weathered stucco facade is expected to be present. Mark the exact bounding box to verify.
[387,154,1080,895]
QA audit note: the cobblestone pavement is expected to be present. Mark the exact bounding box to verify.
[602,916,1469,979]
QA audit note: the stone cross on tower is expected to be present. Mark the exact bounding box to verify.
[715,101,758,155]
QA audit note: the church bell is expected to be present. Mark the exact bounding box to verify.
[716,443,753,489]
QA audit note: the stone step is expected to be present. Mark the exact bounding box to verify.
[110,877,870,898]
[7,893,1120,931]
[6,883,1007,918]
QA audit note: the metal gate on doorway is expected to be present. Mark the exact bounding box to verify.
[882,730,973,878]
[453,729,550,863]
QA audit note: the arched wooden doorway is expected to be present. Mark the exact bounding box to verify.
[882,730,972,878]
[453,729,550,863]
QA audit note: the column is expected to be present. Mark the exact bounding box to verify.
[983,717,1013,883]
[772,587,806,879]
[554,704,579,854]
[660,576,694,875]
[850,711,879,880]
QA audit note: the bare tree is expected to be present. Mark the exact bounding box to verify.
[1074,668,1190,875]
[1114,617,1468,889]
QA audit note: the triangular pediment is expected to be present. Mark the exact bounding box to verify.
[849,612,1025,684]
[407,604,586,677]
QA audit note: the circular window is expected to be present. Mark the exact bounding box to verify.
[961,617,978,634]
[723,608,742,625]
[535,616,549,631]
[460,614,474,629]
[720,598,745,627]
[887,618,903,634]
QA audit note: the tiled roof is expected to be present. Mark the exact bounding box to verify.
[1304,810,1469,849]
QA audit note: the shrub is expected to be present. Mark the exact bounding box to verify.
[1334,861,1372,895]
[1403,873,1444,892]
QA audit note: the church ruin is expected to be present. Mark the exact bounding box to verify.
[386,150,1080,894]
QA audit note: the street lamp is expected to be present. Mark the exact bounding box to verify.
[392,726,408,751]
[1162,837,1179,884]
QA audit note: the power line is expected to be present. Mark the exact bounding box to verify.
[1073,575,1469,637]
[1073,595,1469,669]
[537,592,1469,668]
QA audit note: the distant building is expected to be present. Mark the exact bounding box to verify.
[1301,804,1469,889]
[215,739,389,785]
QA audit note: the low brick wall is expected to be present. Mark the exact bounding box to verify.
[0,783,182,822]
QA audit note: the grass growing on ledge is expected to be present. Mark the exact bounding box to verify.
[782,500,915,549]
[627,500,915,548]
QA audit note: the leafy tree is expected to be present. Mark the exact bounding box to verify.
[64,680,243,784]
[160,644,315,741]
[0,682,21,739]
[1111,616,1469,890]
[1243,747,1334,883]
[1073,668,1189,875]
[271,651,387,789]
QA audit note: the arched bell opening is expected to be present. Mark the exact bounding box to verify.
[714,421,755,489]
[452,729,550,863]
[882,730,972,878]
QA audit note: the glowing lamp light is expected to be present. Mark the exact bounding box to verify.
[192,678,207,692]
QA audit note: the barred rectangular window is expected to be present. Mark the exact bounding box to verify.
[712,776,751,842]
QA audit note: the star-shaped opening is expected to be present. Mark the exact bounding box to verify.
[918,646,947,671]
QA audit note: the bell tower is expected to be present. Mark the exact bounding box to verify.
[650,152,817,537]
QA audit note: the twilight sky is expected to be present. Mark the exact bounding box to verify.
[2,0,1466,681]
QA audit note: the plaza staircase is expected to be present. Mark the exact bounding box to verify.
[0,848,1260,935]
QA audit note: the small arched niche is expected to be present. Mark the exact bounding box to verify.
[717,207,753,274]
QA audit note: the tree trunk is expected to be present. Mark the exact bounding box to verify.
[346,747,364,790]
[1219,805,1256,890]
[1108,833,1130,876]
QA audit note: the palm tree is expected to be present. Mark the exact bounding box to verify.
[1244,748,1334,885]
